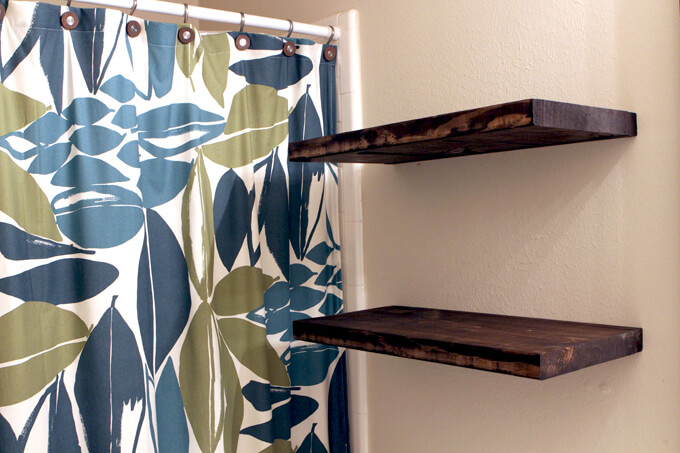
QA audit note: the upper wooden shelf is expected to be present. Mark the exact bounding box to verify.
[293,306,642,380]
[289,99,637,164]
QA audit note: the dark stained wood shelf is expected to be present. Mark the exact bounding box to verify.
[289,99,637,164]
[293,306,642,380]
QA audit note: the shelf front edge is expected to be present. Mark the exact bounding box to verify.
[292,306,643,380]
[289,99,637,164]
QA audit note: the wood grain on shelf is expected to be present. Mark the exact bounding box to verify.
[293,306,642,379]
[289,99,637,164]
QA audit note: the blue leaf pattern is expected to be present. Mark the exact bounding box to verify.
[62,97,112,126]
[290,263,316,286]
[298,424,328,453]
[142,21,176,99]
[0,3,345,451]
[47,374,81,453]
[0,412,18,453]
[136,103,223,132]
[327,355,351,453]
[319,293,343,316]
[74,298,145,453]
[70,125,125,155]
[137,210,191,373]
[240,394,318,443]
[138,158,192,208]
[27,143,72,175]
[306,242,334,266]
[258,148,290,279]
[289,161,325,260]
[242,381,291,412]
[112,105,137,129]
[230,54,313,90]
[117,141,140,167]
[68,8,107,93]
[0,222,93,260]
[51,155,128,187]
[101,75,137,103]
[16,381,55,452]
[0,258,118,304]
[214,170,251,271]
[289,345,340,387]
[156,360,189,453]
[314,265,336,287]
[291,286,326,311]
[23,113,70,145]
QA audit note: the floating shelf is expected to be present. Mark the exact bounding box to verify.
[289,99,637,164]
[293,306,642,380]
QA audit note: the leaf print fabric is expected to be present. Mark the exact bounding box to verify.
[0,2,347,452]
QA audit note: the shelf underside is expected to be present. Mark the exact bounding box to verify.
[289,99,637,164]
[293,306,642,380]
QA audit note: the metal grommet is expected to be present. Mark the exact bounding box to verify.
[61,11,79,30]
[126,20,141,37]
[323,45,337,61]
[283,41,296,57]
[178,26,195,44]
[235,34,250,51]
[129,0,137,16]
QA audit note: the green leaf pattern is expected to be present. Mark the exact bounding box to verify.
[0,3,345,452]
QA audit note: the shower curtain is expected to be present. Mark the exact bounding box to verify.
[0,2,349,452]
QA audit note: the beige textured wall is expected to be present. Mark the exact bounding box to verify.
[202,1,680,451]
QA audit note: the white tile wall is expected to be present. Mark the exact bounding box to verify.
[319,10,370,453]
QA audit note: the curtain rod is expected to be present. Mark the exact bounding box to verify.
[39,0,338,40]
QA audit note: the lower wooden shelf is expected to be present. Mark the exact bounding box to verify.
[292,306,642,380]
[288,99,637,164]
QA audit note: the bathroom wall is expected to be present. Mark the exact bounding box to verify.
[199,0,680,451]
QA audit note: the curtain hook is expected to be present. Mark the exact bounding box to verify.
[236,12,250,50]
[283,19,296,56]
[66,0,72,7]
[126,0,141,37]
[325,25,336,45]
[177,4,194,44]
[323,25,337,61]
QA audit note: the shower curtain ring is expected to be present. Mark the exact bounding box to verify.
[282,20,296,56]
[129,0,137,16]
[323,25,337,61]
[325,25,335,45]
[177,3,194,44]
[66,0,71,7]
[235,12,250,50]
